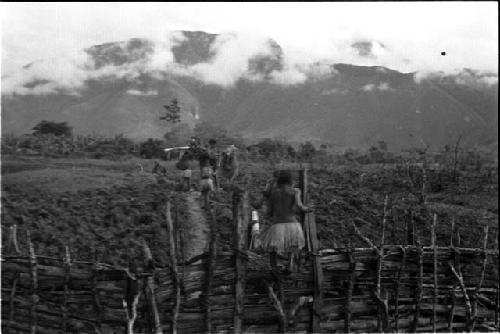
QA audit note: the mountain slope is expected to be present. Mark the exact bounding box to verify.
[2,31,497,149]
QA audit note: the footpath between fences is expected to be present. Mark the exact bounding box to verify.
[2,171,499,333]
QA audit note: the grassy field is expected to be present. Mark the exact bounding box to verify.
[1,154,498,267]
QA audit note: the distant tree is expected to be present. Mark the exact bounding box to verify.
[160,98,181,124]
[32,120,72,137]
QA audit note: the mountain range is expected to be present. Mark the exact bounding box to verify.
[2,31,498,149]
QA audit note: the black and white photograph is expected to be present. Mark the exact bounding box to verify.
[0,2,498,333]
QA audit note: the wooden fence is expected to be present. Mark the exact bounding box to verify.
[2,173,499,333]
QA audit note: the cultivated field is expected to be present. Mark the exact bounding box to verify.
[1,153,498,263]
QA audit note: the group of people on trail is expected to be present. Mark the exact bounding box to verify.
[174,137,239,198]
[163,137,312,273]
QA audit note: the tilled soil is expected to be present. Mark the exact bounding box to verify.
[1,156,497,268]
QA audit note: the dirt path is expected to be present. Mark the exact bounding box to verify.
[182,190,210,261]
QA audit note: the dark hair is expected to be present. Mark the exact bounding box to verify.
[276,170,293,186]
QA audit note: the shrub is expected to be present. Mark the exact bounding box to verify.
[32,120,72,137]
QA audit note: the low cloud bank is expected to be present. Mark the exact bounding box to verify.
[2,30,498,95]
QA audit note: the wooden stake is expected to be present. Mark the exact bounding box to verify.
[450,217,456,247]
[7,224,20,254]
[432,214,438,333]
[91,246,103,334]
[204,208,218,334]
[166,201,180,334]
[394,246,407,333]
[495,228,499,326]
[449,263,472,328]
[266,283,287,333]
[233,191,248,334]
[307,213,323,333]
[143,243,163,334]
[420,162,427,204]
[470,225,489,331]
[27,231,38,334]
[374,245,389,332]
[411,239,423,333]
[299,169,311,251]
[62,246,71,333]
[391,209,397,245]
[123,290,142,334]
[381,195,389,247]
[8,275,19,334]
[448,227,461,332]
[411,211,416,246]
[351,220,375,248]
[344,242,355,333]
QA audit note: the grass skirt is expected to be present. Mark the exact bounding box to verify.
[259,222,305,254]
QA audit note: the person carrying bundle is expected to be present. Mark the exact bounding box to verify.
[260,170,312,273]
[200,165,215,209]
[207,139,219,189]
[176,151,193,191]
[218,145,239,187]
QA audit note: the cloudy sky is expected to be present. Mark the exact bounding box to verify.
[1,2,498,93]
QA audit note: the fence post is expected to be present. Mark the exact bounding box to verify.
[62,246,71,333]
[495,228,499,327]
[344,242,355,333]
[204,208,218,334]
[299,169,311,251]
[233,191,248,334]
[91,246,103,333]
[7,224,20,254]
[142,243,163,334]
[307,212,323,333]
[411,237,423,333]
[166,201,180,334]
[432,214,438,333]
[448,226,459,331]
[470,225,489,331]
[27,231,38,334]
[394,245,406,333]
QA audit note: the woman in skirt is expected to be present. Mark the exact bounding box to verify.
[260,170,312,272]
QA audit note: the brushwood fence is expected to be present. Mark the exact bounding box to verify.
[2,193,499,333]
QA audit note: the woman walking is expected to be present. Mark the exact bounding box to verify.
[260,170,312,272]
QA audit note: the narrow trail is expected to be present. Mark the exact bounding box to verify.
[182,190,210,261]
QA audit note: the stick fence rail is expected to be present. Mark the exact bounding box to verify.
[2,187,499,333]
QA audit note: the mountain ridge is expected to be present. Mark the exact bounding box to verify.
[2,31,498,149]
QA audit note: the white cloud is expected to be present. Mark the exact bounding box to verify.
[187,32,273,87]
[1,2,497,94]
[360,82,394,92]
[378,82,394,91]
[361,83,376,92]
[126,89,158,96]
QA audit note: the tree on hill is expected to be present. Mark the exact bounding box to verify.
[32,120,72,137]
[160,98,181,124]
